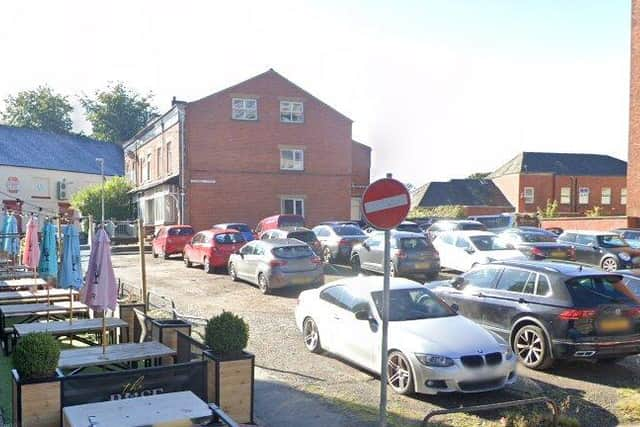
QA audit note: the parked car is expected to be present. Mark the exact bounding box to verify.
[152,225,194,259]
[183,229,246,273]
[427,220,487,240]
[429,261,640,369]
[365,221,424,235]
[614,269,640,300]
[433,231,526,272]
[318,220,361,228]
[295,276,517,395]
[213,223,256,242]
[228,239,324,294]
[612,228,640,249]
[350,231,440,280]
[468,213,540,233]
[313,224,367,263]
[557,230,640,272]
[496,227,575,261]
[261,227,322,255]
[255,214,305,238]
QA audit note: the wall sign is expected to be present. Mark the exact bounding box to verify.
[6,176,19,193]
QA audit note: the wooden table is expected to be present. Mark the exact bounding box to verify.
[59,341,177,375]
[0,288,78,305]
[0,278,46,290]
[14,318,128,346]
[62,391,213,427]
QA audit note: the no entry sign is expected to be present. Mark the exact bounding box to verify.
[362,177,410,230]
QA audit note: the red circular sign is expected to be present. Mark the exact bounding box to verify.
[361,178,410,230]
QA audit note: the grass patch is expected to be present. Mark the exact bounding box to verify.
[0,354,13,423]
[617,388,640,424]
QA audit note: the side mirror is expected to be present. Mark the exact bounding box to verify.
[465,247,475,254]
[450,303,459,313]
[362,242,370,250]
[354,310,371,321]
[506,243,515,249]
[450,276,464,289]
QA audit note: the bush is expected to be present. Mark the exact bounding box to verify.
[585,206,602,217]
[13,333,60,379]
[205,311,249,355]
[70,176,133,220]
[536,199,558,218]
[408,205,466,219]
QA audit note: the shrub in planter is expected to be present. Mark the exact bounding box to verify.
[13,332,60,379]
[204,311,249,355]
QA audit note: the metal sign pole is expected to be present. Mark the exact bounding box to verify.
[379,228,391,427]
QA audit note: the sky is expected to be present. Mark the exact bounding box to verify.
[0,0,632,187]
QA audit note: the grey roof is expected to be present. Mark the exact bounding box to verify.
[410,179,513,209]
[488,152,627,178]
[0,125,123,176]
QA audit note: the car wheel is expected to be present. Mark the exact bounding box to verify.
[389,261,397,277]
[163,251,169,260]
[203,257,214,274]
[351,255,361,274]
[184,255,192,268]
[601,257,619,272]
[229,263,238,281]
[258,273,271,294]
[303,317,322,353]
[513,325,553,370]
[152,248,158,259]
[323,247,333,264]
[387,351,414,395]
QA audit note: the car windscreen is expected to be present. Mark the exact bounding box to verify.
[565,276,634,307]
[214,233,245,244]
[272,245,314,258]
[371,288,455,321]
[469,235,510,251]
[521,232,557,243]
[597,235,629,248]
[399,237,432,251]
[168,227,194,236]
[472,216,510,229]
[333,225,365,236]
[395,224,423,233]
[288,231,317,243]
[227,224,251,233]
[460,223,488,231]
[279,216,305,228]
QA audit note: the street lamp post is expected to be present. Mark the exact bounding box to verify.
[96,158,105,226]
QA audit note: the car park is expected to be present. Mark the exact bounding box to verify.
[318,220,362,228]
[152,225,194,259]
[261,227,322,255]
[255,214,305,238]
[557,230,640,271]
[228,238,324,294]
[497,227,575,261]
[612,228,640,249]
[429,261,640,369]
[426,220,487,240]
[212,223,256,241]
[350,231,440,280]
[313,224,367,263]
[468,213,540,233]
[295,276,517,395]
[183,228,246,273]
[433,231,526,272]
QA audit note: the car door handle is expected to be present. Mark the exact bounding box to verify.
[518,298,527,304]
[472,292,484,297]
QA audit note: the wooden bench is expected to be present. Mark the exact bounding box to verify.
[13,318,128,347]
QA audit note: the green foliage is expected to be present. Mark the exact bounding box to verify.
[2,85,73,133]
[408,205,466,219]
[536,199,558,218]
[205,311,249,355]
[585,206,603,217]
[467,172,490,179]
[12,333,60,379]
[81,82,158,143]
[503,413,580,427]
[71,176,132,220]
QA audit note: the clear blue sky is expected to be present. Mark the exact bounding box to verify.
[0,0,632,185]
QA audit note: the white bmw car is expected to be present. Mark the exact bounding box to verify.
[295,277,517,395]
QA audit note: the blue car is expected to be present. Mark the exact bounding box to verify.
[213,223,256,242]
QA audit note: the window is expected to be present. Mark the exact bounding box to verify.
[560,187,571,204]
[601,187,611,205]
[145,153,151,181]
[455,236,470,249]
[575,234,596,246]
[566,276,636,307]
[313,226,330,238]
[579,187,589,205]
[156,147,162,178]
[214,233,245,244]
[523,187,534,204]
[166,142,172,174]
[461,266,503,289]
[280,101,304,123]
[320,286,364,311]
[621,188,627,205]
[232,98,257,120]
[496,269,534,293]
[535,275,551,296]
[280,149,304,171]
[281,197,304,216]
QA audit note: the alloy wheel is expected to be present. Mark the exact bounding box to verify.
[303,318,321,353]
[351,256,361,274]
[323,247,332,264]
[229,263,238,281]
[601,257,618,272]
[516,329,543,366]
[389,262,396,277]
[387,352,412,394]
[184,255,191,267]
[204,257,212,274]
[258,273,270,294]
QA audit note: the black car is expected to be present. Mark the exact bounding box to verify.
[429,261,640,369]
[497,227,575,261]
[557,231,640,271]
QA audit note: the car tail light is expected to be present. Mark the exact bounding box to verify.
[627,307,640,318]
[568,247,576,260]
[395,250,407,259]
[270,259,288,267]
[338,239,350,246]
[559,309,597,320]
[311,256,322,265]
[531,247,545,258]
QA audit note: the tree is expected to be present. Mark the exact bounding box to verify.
[536,199,559,218]
[2,85,73,133]
[71,176,133,220]
[467,172,490,180]
[81,82,157,144]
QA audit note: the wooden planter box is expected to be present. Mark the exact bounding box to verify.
[12,369,63,427]
[118,302,146,343]
[203,350,254,425]
[151,319,191,364]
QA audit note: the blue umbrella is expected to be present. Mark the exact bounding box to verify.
[59,224,83,290]
[1,215,19,255]
[39,222,58,280]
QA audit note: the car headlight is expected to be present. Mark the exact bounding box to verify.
[489,333,514,360]
[415,353,455,367]
[619,252,631,261]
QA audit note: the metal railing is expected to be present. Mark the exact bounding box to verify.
[176,331,208,363]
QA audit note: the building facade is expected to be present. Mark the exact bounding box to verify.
[124,69,371,232]
[490,152,627,215]
[629,0,640,222]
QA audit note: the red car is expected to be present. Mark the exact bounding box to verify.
[183,229,246,273]
[255,214,305,238]
[152,225,195,259]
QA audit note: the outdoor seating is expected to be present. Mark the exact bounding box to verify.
[13,317,128,346]
[0,288,78,305]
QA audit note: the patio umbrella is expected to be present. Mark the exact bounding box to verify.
[1,214,19,256]
[59,224,83,325]
[80,228,117,354]
[38,222,58,280]
[22,217,41,303]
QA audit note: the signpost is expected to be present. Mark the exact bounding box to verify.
[361,173,410,427]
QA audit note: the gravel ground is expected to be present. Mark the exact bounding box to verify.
[113,253,640,426]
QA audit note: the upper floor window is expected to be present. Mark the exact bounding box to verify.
[621,188,627,205]
[156,147,162,178]
[232,98,257,120]
[601,187,611,205]
[560,187,571,204]
[166,142,172,174]
[579,187,589,205]
[280,101,304,123]
[281,197,304,216]
[145,153,151,181]
[523,187,534,204]
[280,149,304,171]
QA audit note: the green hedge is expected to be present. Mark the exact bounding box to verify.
[13,333,60,379]
[205,311,249,355]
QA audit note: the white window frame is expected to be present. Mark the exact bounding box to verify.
[560,187,571,205]
[156,147,162,179]
[579,187,589,205]
[166,141,172,175]
[621,188,627,205]
[523,187,535,204]
[280,101,304,123]
[601,187,612,205]
[232,98,258,121]
[280,149,304,171]
[281,197,304,216]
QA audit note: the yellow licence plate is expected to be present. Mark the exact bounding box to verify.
[599,318,631,332]
[415,262,430,269]
[293,276,313,285]
[550,251,566,258]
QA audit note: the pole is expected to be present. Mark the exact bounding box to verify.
[102,311,107,354]
[138,218,148,313]
[379,228,391,427]
[97,158,105,226]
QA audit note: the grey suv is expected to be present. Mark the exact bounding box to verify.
[350,231,441,280]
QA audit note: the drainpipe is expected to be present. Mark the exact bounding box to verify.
[178,105,187,225]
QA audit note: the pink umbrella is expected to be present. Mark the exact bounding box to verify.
[22,216,40,269]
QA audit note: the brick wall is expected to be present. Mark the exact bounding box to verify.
[629,0,640,219]
[125,122,180,187]
[540,216,629,232]
[351,141,371,197]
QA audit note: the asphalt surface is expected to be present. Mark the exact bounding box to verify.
[112,252,640,427]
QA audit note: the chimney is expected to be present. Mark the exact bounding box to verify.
[172,96,186,106]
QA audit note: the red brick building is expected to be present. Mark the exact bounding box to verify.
[489,152,627,216]
[628,0,640,223]
[123,69,371,232]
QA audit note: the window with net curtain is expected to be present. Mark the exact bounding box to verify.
[280,149,304,170]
